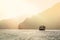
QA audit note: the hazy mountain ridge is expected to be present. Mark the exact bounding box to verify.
[19,3,60,29]
[0,19,19,29]
[0,3,60,29]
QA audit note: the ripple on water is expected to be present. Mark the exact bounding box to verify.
[0,30,60,40]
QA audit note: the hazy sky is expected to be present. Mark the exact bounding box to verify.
[0,0,60,21]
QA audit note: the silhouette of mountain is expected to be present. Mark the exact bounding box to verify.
[18,3,60,29]
[0,19,19,29]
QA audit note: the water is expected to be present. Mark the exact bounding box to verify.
[0,29,60,40]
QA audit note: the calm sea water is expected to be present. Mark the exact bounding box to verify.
[0,29,60,40]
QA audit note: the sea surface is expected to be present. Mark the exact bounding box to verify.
[0,29,60,40]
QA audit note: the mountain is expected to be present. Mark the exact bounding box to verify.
[18,3,60,29]
[0,19,19,29]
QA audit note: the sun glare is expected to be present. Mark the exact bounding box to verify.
[0,0,60,20]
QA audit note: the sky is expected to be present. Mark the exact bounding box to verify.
[0,0,60,22]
